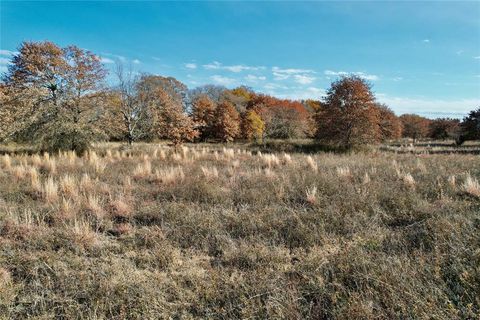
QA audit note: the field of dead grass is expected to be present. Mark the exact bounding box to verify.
[0,142,479,319]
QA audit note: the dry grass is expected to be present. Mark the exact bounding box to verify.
[0,142,479,319]
[461,174,480,198]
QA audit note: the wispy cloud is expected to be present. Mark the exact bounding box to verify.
[272,66,315,81]
[0,49,17,56]
[203,61,264,72]
[293,74,316,84]
[422,39,430,43]
[132,59,141,64]
[210,75,237,86]
[100,57,115,64]
[377,94,479,118]
[101,52,127,63]
[0,57,11,65]
[263,84,325,100]
[324,70,379,81]
[474,56,480,60]
[184,63,197,69]
[245,74,266,82]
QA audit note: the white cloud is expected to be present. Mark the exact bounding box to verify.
[377,94,479,118]
[324,70,379,81]
[392,77,403,81]
[210,75,237,86]
[101,52,126,62]
[132,59,141,64]
[262,83,325,100]
[423,39,430,43]
[474,56,480,60]
[284,87,326,100]
[100,57,115,64]
[272,66,315,81]
[203,61,264,72]
[0,49,17,56]
[245,74,266,82]
[293,74,316,84]
[184,63,197,69]
[0,57,11,65]
[272,67,314,74]
[263,83,289,91]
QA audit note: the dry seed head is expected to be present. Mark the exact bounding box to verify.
[201,166,219,179]
[222,148,235,160]
[402,173,416,188]
[363,173,371,184]
[282,153,292,164]
[336,166,351,177]
[133,160,152,178]
[60,174,78,197]
[59,197,76,220]
[44,157,56,174]
[29,167,42,193]
[448,175,456,188]
[2,155,12,169]
[12,165,28,180]
[43,176,59,204]
[80,173,94,193]
[86,194,104,218]
[111,196,132,217]
[154,166,185,184]
[306,185,317,204]
[306,156,318,173]
[461,174,480,198]
[31,154,42,167]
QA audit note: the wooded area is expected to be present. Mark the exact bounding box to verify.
[1,41,479,153]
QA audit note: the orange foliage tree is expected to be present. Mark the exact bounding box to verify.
[399,114,430,143]
[151,89,198,147]
[315,76,380,147]
[191,94,217,141]
[376,104,402,141]
[214,101,240,142]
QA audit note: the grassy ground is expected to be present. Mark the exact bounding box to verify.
[0,142,479,319]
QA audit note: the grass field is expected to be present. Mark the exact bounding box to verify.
[0,142,479,319]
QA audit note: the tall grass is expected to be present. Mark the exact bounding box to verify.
[0,142,478,319]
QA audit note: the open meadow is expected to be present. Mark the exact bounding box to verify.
[0,142,479,319]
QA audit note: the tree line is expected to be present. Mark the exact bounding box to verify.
[1,41,479,153]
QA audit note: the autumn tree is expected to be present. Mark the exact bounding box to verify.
[261,105,306,139]
[428,118,460,140]
[242,110,265,142]
[191,94,217,141]
[457,107,480,144]
[376,104,402,141]
[2,41,106,153]
[399,114,430,143]
[315,76,380,147]
[137,75,189,112]
[151,89,198,147]
[214,101,240,142]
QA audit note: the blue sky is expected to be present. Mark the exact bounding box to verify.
[1,1,479,118]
